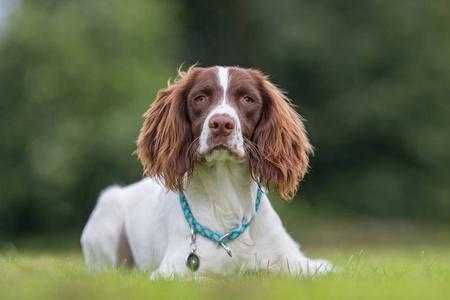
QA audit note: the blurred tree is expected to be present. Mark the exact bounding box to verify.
[0,0,181,236]
[1,0,450,237]
[178,0,450,219]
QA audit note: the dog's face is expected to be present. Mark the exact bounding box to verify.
[188,67,263,158]
[137,66,312,200]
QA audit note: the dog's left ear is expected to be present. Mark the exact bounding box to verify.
[249,70,313,200]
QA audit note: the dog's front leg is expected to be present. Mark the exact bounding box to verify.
[149,252,191,280]
[275,238,333,276]
[256,252,332,276]
[260,226,333,276]
[284,255,333,276]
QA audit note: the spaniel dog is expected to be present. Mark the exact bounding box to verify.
[81,66,332,278]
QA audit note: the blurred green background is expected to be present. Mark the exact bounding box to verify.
[1,0,449,240]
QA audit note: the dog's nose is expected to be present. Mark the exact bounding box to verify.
[208,114,235,137]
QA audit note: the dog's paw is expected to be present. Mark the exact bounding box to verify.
[296,258,334,276]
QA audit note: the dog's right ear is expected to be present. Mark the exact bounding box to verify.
[136,67,199,191]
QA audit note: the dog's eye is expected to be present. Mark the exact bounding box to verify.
[194,95,207,103]
[242,96,255,104]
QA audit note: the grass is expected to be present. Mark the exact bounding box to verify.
[1,215,450,300]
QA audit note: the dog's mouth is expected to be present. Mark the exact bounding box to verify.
[203,145,246,163]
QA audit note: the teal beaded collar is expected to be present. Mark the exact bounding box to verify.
[179,185,264,259]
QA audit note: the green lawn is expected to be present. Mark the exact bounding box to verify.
[2,217,450,300]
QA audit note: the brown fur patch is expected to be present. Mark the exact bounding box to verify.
[136,67,200,191]
[248,69,313,200]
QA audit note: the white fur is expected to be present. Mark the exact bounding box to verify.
[81,151,332,278]
[217,66,229,104]
[198,67,245,156]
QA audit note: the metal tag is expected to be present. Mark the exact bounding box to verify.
[186,229,200,272]
[186,252,200,272]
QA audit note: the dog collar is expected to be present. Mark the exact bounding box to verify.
[179,185,264,271]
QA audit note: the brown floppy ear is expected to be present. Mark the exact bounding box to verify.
[249,70,313,200]
[136,68,198,191]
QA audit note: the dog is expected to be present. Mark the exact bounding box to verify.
[81,66,332,278]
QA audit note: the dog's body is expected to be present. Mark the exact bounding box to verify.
[81,66,331,277]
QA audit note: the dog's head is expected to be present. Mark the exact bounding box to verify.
[137,66,312,200]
